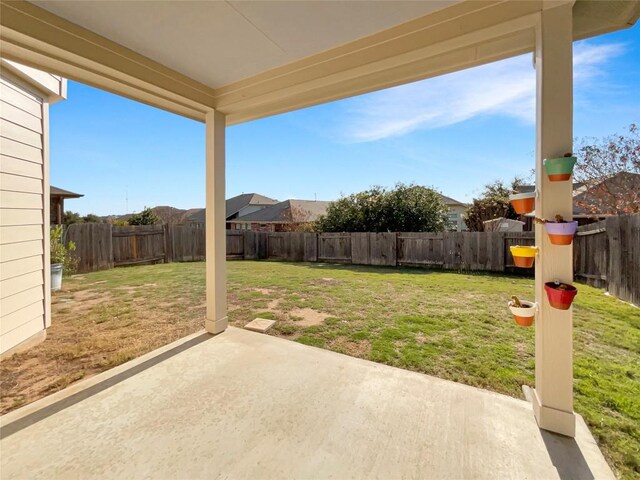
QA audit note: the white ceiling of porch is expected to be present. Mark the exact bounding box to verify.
[33,0,457,88]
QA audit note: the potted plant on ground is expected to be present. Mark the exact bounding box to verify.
[544,280,578,310]
[508,191,536,214]
[509,245,538,268]
[507,296,536,326]
[50,226,77,291]
[543,214,578,245]
[543,152,577,182]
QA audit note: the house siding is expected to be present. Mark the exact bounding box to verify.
[0,74,47,355]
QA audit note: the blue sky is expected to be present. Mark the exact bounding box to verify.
[50,22,639,216]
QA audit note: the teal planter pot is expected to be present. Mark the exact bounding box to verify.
[544,156,577,182]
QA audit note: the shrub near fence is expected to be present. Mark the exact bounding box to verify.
[63,215,639,305]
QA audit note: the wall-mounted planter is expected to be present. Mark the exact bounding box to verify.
[509,192,536,214]
[510,245,538,268]
[544,281,577,310]
[543,156,577,182]
[508,299,536,327]
[545,220,578,245]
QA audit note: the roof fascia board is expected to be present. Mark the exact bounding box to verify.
[0,0,216,120]
[226,28,534,124]
[216,1,542,110]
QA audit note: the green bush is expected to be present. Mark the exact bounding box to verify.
[315,183,450,232]
[50,226,78,276]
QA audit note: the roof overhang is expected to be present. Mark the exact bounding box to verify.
[1,0,638,124]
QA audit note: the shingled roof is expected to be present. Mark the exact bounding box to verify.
[230,200,331,223]
[50,186,83,198]
[186,193,277,223]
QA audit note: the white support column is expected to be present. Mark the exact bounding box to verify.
[532,3,575,437]
[205,110,228,335]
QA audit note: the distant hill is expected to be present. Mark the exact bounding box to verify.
[104,206,197,225]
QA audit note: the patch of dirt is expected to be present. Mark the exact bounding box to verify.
[51,289,113,313]
[253,288,275,295]
[266,298,282,310]
[319,278,340,285]
[288,308,331,327]
[415,332,428,345]
[328,337,371,358]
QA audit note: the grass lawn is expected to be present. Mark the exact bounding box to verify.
[1,261,638,478]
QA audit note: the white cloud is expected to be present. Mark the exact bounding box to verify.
[341,42,625,142]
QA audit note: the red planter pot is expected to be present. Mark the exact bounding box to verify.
[544,282,578,310]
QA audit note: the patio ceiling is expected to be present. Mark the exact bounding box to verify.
[1,1,639,123]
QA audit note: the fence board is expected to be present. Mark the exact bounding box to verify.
[66,223,112,273]
[226,231,244,259]
[303,233,318,262]
[397,233,444,267]
[169,224,205,262]
[112,225,165,266]
[318,233,351,263]
[351,233,370,265]
[574,222,607,288]
[369,233,396,266]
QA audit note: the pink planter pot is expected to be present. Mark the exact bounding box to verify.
[545,221,578,245]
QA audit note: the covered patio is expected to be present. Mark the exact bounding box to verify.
[0,327,614,479]
[1,0,639,477]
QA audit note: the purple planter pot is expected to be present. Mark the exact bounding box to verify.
[545,221,578,245]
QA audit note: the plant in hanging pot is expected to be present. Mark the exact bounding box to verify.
[507,296,536,327]
[543,152,577,182]
[50,226,77,291]
[509,191,536,214]
[509,245,538,268]
[543,214,578,245]
[544,280,578,310]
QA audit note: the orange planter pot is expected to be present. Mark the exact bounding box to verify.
[513,256,535,268]
[509,192,536,215]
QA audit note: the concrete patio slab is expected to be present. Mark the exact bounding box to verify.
[1,327,613,480]
[244,317,276,333]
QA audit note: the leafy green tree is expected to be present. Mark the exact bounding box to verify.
[315,183,450,232]
[82,213,101,223]
[63,211,83,225]
[127,207,159,225]
[463,178,524,232]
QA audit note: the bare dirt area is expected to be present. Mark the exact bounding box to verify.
[288,308,331,327]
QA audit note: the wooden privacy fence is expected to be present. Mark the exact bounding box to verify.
[63,215,638,305]
[573,215,639,305]
[66,224,206,272]
[242,231,537,272]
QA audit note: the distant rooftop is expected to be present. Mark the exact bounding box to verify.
[50,186,83,198]
[230,199,331,223]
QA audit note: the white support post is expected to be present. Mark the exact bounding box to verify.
[205,110,228,335]
[532,3,576,437]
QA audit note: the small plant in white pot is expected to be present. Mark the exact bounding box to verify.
[50,226,77,291]
[507,295,536,327]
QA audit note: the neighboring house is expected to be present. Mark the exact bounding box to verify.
[440,194,468,231]
[229,199,331,232]
[50,185,83,225]
[483,218,524,232]
[519,173,640,230]
[186,193,277,228]
[0,60,66,357]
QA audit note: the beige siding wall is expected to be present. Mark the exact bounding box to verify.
[0,74,46,355]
